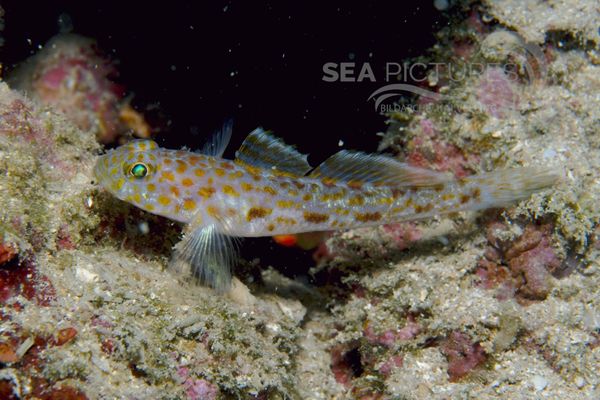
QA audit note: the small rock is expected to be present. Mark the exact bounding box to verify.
[531,375,548,391]
[0,243,17,266]
[574,375,586,388]
[227,277,256,306]
[0,342,18,363]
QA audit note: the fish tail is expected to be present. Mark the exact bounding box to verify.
[465,167,560,209]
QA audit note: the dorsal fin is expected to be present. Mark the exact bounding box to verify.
[234,128,312,176]
[308,150,453,187]
[200,119,233,157]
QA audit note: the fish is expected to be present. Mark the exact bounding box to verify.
[94,122,558,292]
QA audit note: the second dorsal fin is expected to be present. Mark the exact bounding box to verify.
[308,150,454,187]
[234,128,312,176]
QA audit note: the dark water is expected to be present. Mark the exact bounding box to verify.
[1,1,445,158]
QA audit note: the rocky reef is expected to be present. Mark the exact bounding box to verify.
[1,1,599,399]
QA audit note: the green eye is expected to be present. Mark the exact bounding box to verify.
[130,163,148,178]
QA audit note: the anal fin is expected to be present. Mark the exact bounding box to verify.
[170,224,239,293]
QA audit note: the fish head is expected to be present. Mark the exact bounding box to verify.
[94,139,164,213]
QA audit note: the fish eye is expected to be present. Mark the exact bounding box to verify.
[129,163,149,178]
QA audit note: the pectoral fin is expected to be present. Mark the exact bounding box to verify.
[170,224,239,293]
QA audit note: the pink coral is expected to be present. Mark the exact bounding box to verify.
[441,331,487,381]
[476,222,562,302]
[185,379,218,400]
[0,98,73,176]
[330,345,355,387]
[0,257,56,306]
[507,224,561,300]
[0,242,17,266]
[377,355,403,377]
[382,222,422,250]
[177,367,218,400]
[405,118,478,178]
[11,34,149,144]
[476,67,518,118]
[363,318,421,348]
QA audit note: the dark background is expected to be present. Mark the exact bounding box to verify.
[1,1,447,160]
[0,0,448,279]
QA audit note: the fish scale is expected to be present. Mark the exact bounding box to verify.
[94,124,558,292]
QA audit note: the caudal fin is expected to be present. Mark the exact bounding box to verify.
[467,167,560,209]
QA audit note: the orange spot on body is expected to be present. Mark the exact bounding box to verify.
[348,196,365,206]
[276,216,297,225]
[347,180,363,190]
[229,171,244,179]
[198,187,216,198]
[247,207,271,221]
[414,203,433,213]
[182,178,194,187]
[220,161,234,170]
[207,206,219,217]
[335,207,350,215]
[215,168,226,177]
[183,199,197,210]
[223,185,239,197]
[442,193,455,201]
[263,186,277,196]
[243,165,261,176]
[276,200,295,208]
[322,178,337,187]
[354,211,382,222]
[194,168,205,177]
[241,182,254,192]
[161,171,175,182]
[303,211,329,223]
[176,160,188,174]
[170,186,181,197]
[158,195,171,206]
[378,196,394,205]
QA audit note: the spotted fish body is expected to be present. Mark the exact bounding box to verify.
[94,124,558,291]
